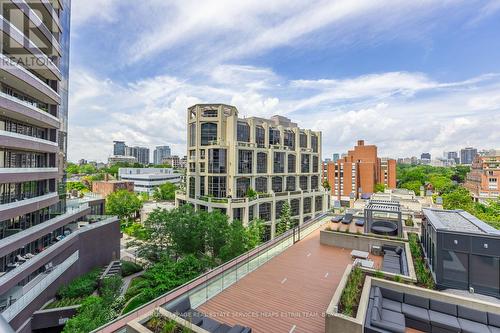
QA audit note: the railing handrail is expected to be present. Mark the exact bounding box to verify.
[0,130,58,146]
[93,212,329,332]
[0,90,57,121]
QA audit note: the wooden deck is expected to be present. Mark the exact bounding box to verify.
[198,225,382,333]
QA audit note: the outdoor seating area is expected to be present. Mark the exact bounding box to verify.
[371,220,398,236]
[381,245,408,276]
[365,285,500,333]
[168,297,252,333]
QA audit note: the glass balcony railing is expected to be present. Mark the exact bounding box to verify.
[1,251,78,322]
[100,213,328,333]
[0,90,54,118]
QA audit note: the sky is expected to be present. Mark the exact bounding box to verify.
[68,0,500,162]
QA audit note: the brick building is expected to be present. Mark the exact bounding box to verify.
[464,152,500,202]
[92,180,134,198]
[323,140,396,203]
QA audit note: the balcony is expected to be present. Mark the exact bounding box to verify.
[0,90,59,128]
[0,130,59,153]
[0,167,59,183]
[0,192,59,221]
[11,0,62,56]
[1,251,78,322]
[0,204,90,258]
[0,54,60,105]
[0,16,61,81]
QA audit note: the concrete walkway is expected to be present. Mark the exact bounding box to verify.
[120,270,144,296]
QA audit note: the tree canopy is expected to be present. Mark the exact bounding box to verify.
[106,190,143,220]
[152,182,177,201]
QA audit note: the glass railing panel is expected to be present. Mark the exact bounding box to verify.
[1,251,78,322]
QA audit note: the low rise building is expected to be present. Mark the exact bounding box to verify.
[118,168,181,194]
[108,155,137,165]
[422,208,500,297]
[464,152,500,202]
[92,180,134,198]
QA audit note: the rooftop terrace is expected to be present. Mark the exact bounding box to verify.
[197,223,381,333]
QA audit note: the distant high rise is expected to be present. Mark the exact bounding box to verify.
[113,140,126,156]
[125,146,150,165]
[421,153,431,160]
[153,145,171,165]
[332,153,340,163]
[460,147,478,165]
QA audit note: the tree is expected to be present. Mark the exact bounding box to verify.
[66,181,87,192]
[152,182,177,201]
[66,163,80,176]
[322,180,331,191]
[276,202,291,236]
[80,163,97,175]
[203,210,230,259]
[374,183,386,193]
[219,220,248,262]
[400,180,423,194]
[106,190,143,220]
[247,219,265,248]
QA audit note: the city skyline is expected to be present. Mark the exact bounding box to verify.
[68,1,500,162]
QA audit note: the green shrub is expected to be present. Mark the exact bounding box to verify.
[121,260,143,277]
[373,270,384,279]
[57,268,100,299]
[408,233,435,289]
[339,266,365,317]
[44,297,84,309]
[100,275,123,301]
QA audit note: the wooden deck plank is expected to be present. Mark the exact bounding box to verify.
[198,226,382,333]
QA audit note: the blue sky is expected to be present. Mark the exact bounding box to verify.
[68,0,500,162]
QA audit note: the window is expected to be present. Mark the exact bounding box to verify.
[269,128,280,145]
[272,176,283,193]
[299,176,308,190]
[257,152,267,173]
[208,176,226,198]
[189,123,196,147]
[303,197,311,214]
[470,255,499,295]
[200,149,205,159]
[255,177,268,193]
[200,162,205,172]
[311,134,318,152]
[201,122,217,145]
[208,149,226,173]
[200,176,205,196]
[287,154,296,173]
[311,176,319,190]
[312,156,319,173]
[274,152,285,173]
[315,196,323,212]
[284,130,295,149]
[238,150,253,174]
[300,132,307,148]
[255,125,265,148]
[301,154,310,173]
[442,250,468,288]
[188,177,196,198]
[237,122,250,142]
[286,176,296,192]
[290,199,300,216]
[259,202,271,221]
[189,163,196,172]
[236,178,250,198]
[248,205,255,221]
[202,109,218,117]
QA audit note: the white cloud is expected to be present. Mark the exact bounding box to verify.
[68,66,500,162]
[71,0,119,27]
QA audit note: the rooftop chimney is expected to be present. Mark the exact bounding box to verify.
[357,140,365,146]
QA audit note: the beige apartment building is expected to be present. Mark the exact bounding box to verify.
[175,104,329,240]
